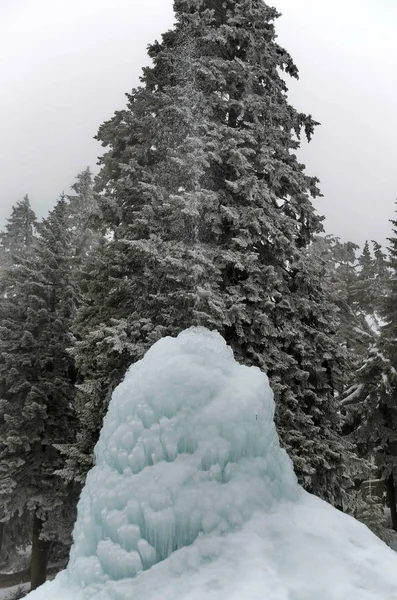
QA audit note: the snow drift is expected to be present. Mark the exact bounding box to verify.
[27,328,397,599]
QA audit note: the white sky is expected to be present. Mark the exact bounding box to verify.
[0,0,396,246]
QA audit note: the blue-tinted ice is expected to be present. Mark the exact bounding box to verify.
[26,328,397,600]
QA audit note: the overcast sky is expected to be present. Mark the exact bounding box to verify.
[1,0,396,246]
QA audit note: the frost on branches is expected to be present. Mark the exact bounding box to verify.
[64,0,348,505]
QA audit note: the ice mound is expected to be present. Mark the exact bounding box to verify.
[27,328,397,600]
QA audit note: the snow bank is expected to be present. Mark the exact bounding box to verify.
[26,328,397,600]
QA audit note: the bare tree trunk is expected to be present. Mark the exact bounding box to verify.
[30,512,50,591]
[387,473,397,531]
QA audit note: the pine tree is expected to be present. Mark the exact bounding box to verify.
[63,0,349,504]
[359,240,373,275]
[350,240,389,324]
[66,167,102,261]
[355,491,396,546]
[375,212,397,531]
[0,196,37,272]
[342,239,391,439]
[344,209,397,535]
[344,345,397,530]
[309,235,364,366]
[0,198,78,589]
[372,240,390,309]
[0,197,37,559]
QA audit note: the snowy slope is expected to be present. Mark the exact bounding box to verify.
[0,583,30,600]
[26,328,397,600]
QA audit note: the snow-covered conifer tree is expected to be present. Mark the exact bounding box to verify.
[64,0,350,504]
[66,167,102,260]
[0,195,37,272]
[0,198,78,588]
[372,213,397,530]
[344,212,397,534]
[0,197,38,558]
[350,240,389,320]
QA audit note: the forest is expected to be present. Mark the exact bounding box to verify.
[0,0,396,595]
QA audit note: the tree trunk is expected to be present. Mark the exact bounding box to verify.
[387,473,397,531]
[30,512,50,591]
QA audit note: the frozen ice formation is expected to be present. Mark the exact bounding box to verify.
[26,328,397,600]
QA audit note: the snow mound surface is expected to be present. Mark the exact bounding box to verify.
[27,328,397,599]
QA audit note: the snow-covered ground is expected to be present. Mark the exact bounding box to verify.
[0,582,29,599]
[26,328,397,600]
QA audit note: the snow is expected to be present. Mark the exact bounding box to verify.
[0,583,30,599]
[340,383,364,406]
[365,313,387,336]
[26,327,397,600]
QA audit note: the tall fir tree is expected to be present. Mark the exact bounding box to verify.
[350,240,389,324]
[0,197,37,559]
[343,210,397,537]
[66,167,102,261]
[64,167,103,314]
[372,240,390,308]
[0,195,37,272]
[376,213,397,531]
[342,239,391,441]
[370,211,397,530]
[0,198,78,589]
[309,235,362,372]
[63,0,350,505]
